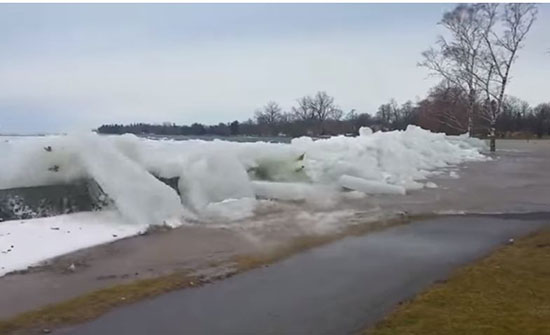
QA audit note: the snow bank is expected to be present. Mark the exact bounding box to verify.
[0,126,487,226]
[0,211,144,276]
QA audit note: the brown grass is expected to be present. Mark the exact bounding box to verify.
[367,230,550,335]
[0,273,201,334]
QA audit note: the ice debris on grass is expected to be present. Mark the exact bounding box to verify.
[1,126,487,227]
[0,211,144,277]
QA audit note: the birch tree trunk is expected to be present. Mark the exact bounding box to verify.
[468,88,476,137]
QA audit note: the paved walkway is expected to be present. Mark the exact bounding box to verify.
[60,214,549,335]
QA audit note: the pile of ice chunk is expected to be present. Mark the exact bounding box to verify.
[0,126,487,226]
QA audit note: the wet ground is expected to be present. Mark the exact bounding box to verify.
[58,214,550,335]
[0,140,549,320]
[373,140,550,215]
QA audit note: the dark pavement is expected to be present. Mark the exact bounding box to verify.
[59,214,549,335]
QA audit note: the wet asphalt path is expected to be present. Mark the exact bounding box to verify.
[60,215,549,335]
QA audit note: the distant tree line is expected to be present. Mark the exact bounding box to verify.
[415,84,550,138]
[98,121,241,137]
[97,89,549,139]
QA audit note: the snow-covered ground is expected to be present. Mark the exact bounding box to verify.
[0,211,144,276]
[0,126,488,276]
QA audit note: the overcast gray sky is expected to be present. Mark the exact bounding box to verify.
[1,3,549,134]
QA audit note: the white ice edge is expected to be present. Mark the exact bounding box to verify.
[0,126,487,226]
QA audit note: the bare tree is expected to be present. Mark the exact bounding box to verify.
[420,4,487,136]
[331,108,344,121]
[376,100,397,128]
[478,3,538,151]
[291,92,342,135]
[291,96,315,121]
[433,83,470,133]
[255,101,283,135]
[309,91,343,123]
[416,83,471,135]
